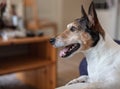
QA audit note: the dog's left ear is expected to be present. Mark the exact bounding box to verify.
[88,2,98,25]
[81,5,87,17]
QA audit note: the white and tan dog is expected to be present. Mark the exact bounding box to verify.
[50,2,120,89]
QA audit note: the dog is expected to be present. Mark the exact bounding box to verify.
[50,2,120,89]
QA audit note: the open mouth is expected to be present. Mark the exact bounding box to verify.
[59,43,80,58]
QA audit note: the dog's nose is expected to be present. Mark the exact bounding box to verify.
[50,38,56,45]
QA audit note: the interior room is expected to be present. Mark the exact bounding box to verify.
[0,0,120,89]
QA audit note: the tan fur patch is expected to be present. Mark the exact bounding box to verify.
[56,29,74,45]
[60,30,70,39]
[80,32,93,50]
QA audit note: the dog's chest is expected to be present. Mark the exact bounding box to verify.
[85,36,120,82]
[88,54,120,82]
[87,56,116,82]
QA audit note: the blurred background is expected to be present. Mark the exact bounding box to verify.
[0,0,120,89]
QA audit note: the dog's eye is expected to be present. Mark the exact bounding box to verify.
[70,26,76,32]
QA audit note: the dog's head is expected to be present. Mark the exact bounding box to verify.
[50,2,105,58]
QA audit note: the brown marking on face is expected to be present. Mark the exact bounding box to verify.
[57,28,75,41]
[56,28,76,45]
[73,21,80,28]
[57,22,79,38]
[79,31,93,51]
[59,30,70,39]
[73,19,94,50]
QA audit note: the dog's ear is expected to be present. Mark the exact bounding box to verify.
[88,2,98,25]
[81,5,87,17]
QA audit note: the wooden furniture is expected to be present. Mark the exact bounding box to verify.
[0,0,57,89]
[22,0,57,88]
[0,36,57,89]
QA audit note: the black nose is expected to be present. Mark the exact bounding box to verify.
[50,38,56,45]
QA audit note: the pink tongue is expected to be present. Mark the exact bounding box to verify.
[59,48,68,57]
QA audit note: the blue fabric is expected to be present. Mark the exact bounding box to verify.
[79,58,88,76]
[114,40,120,44]
[79,40,120,76]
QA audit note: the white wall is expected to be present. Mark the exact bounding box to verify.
[36,0,58,21]
[36,0,63,33]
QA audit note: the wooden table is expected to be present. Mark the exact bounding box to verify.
[0,36,57,89]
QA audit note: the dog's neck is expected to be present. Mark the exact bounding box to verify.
[83,32,119,64]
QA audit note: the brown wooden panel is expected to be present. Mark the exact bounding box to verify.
[17,64,57,89]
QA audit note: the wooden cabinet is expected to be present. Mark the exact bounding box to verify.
[0,36,57,89]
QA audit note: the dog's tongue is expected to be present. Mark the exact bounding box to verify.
[59,48,68,57]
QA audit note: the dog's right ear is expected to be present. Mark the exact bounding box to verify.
[81,5,87,17]
[88,2,98,25]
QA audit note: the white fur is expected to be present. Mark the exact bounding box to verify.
[67,23,73,29]
[56,31,120,89]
